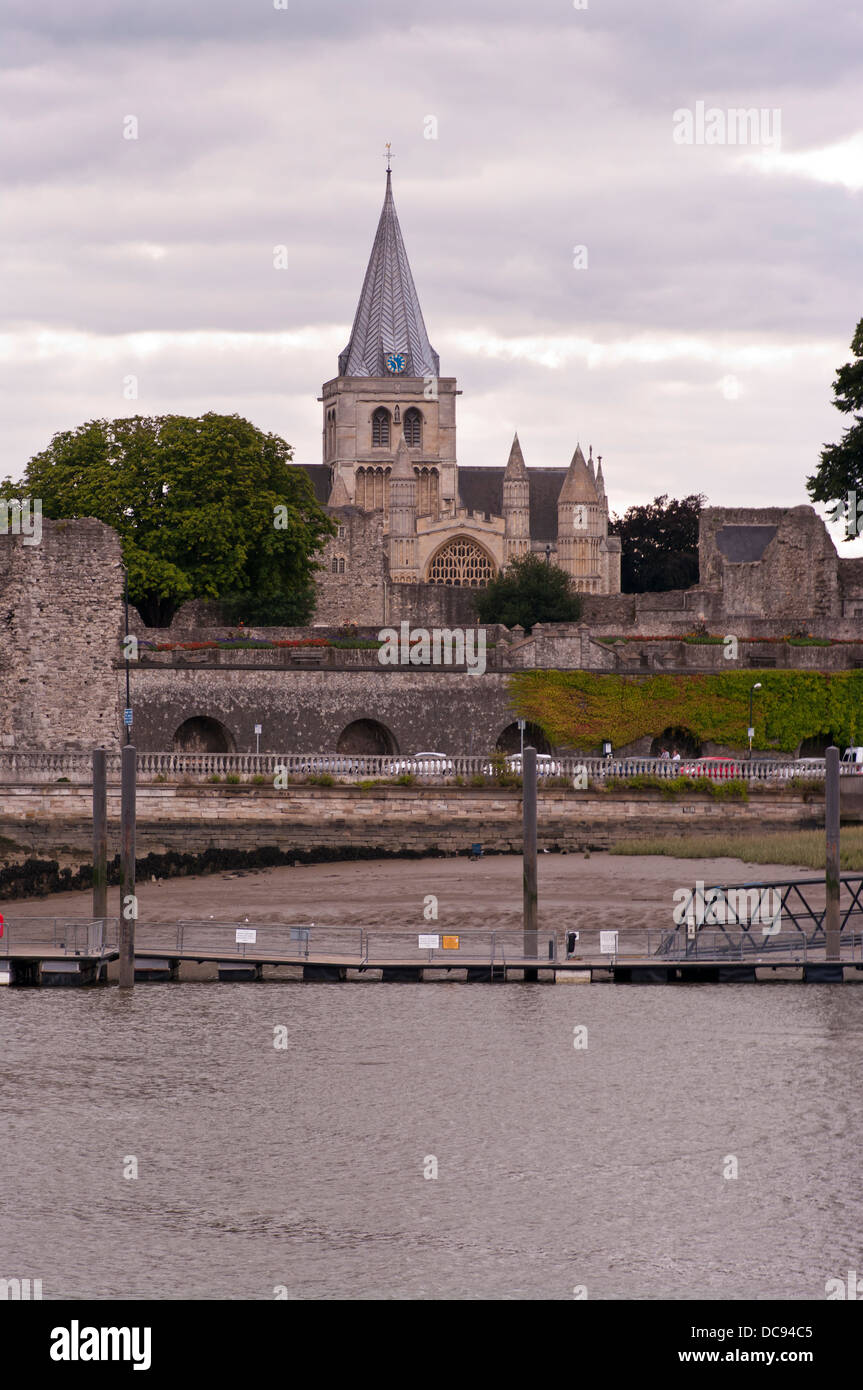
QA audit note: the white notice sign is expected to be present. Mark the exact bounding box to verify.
[418,934,440,950]
[236,928,257,944]
[599,930,619,955]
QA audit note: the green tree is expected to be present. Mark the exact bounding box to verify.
[807,317,863,530]
[2,413,335,626]
[609,493,704,593]
[473,552,582,632]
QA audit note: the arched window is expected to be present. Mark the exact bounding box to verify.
[372,407,391,448]
[427,537,496,587]
[331,555,346,574]
[404,407,422,448]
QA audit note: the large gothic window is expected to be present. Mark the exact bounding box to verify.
[403,407,422,447]
[372,407,391,448]
[427,537,496,587]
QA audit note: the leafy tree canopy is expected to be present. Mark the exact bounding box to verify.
[2,413,335,626]
[609,493,704,593]
[473,551,582,632]
[807,317,863,532]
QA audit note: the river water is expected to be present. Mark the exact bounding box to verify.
[2,980,861,1300]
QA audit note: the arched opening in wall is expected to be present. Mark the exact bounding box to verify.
[336,719,398,755]
[798,733,838,757]
[650,726,701,757]
[426,536,496,586]
[173,717,236,753]
[495,721,552,755]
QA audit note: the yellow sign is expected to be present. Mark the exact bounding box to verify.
[442,935,460,951]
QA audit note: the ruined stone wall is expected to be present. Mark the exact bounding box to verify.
[0,519,123,750]
[312,506,387,626]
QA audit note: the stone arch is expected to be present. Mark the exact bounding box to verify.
[173,716,235,753]
[650,726,701,758]
[425,535,496,587]
[798,733,837,757]
[495,721,552,755]
[336,719,398,755]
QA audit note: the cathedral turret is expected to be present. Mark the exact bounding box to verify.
[557,443,604,591]
[388,437,419,580]
[502,432,531,565]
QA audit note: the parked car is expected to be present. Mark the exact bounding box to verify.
[386,752,455,775]
[680,757,740,782]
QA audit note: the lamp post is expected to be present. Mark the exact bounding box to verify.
[748,682,762,760]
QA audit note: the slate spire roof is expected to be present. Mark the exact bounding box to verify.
[503,432,527,477]
[558,443,599,504]
[338,170,440,379]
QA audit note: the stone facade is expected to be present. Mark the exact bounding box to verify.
[0,519,123,751]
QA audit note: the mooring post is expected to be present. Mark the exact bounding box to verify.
[92,748,107,925]
[523,745,538,977]
[825,744,840,962]
[119,743,137,989]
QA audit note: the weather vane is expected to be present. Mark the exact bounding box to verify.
[383,142,394,172]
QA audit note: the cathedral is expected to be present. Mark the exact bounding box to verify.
[302,165,620,625]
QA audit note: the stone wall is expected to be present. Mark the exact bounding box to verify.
[0,782,825,868]
[121,667,519,755]
[0,519,123,750]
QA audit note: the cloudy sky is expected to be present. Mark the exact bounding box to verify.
[2,0,862,545]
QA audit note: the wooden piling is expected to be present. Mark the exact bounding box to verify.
[825,745,840,962]
[119,744,137,989]
[92,748,107,923]
[523,745,538,976]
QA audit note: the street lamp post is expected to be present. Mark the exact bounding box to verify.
[748,681,762,760]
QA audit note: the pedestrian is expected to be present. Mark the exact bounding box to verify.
[660,747,670,761]
[672,748,681,763]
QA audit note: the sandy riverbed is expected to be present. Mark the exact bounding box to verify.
[3,851,813,936]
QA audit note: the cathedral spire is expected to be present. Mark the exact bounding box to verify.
[559,443,598,504]
[503,432,527,477]
[338,167,440,379]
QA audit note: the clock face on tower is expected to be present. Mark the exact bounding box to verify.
[385,352,406,374]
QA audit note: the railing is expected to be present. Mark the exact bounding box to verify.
[655,875,863,957]
[0,917,119,956]
[0,750,855,785]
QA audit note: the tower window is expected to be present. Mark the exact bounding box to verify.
[404,407,422,448]
[331,555,347,574]
[372,407,391,448]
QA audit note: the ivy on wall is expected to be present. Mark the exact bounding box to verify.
[508,670,863,753]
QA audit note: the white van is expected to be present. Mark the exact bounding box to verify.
[842,747,863,772]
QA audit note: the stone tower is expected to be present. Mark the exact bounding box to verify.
[557,443,606,592]
[502,433,531,566]
[320,167,459,520]
[388,437,419,581]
